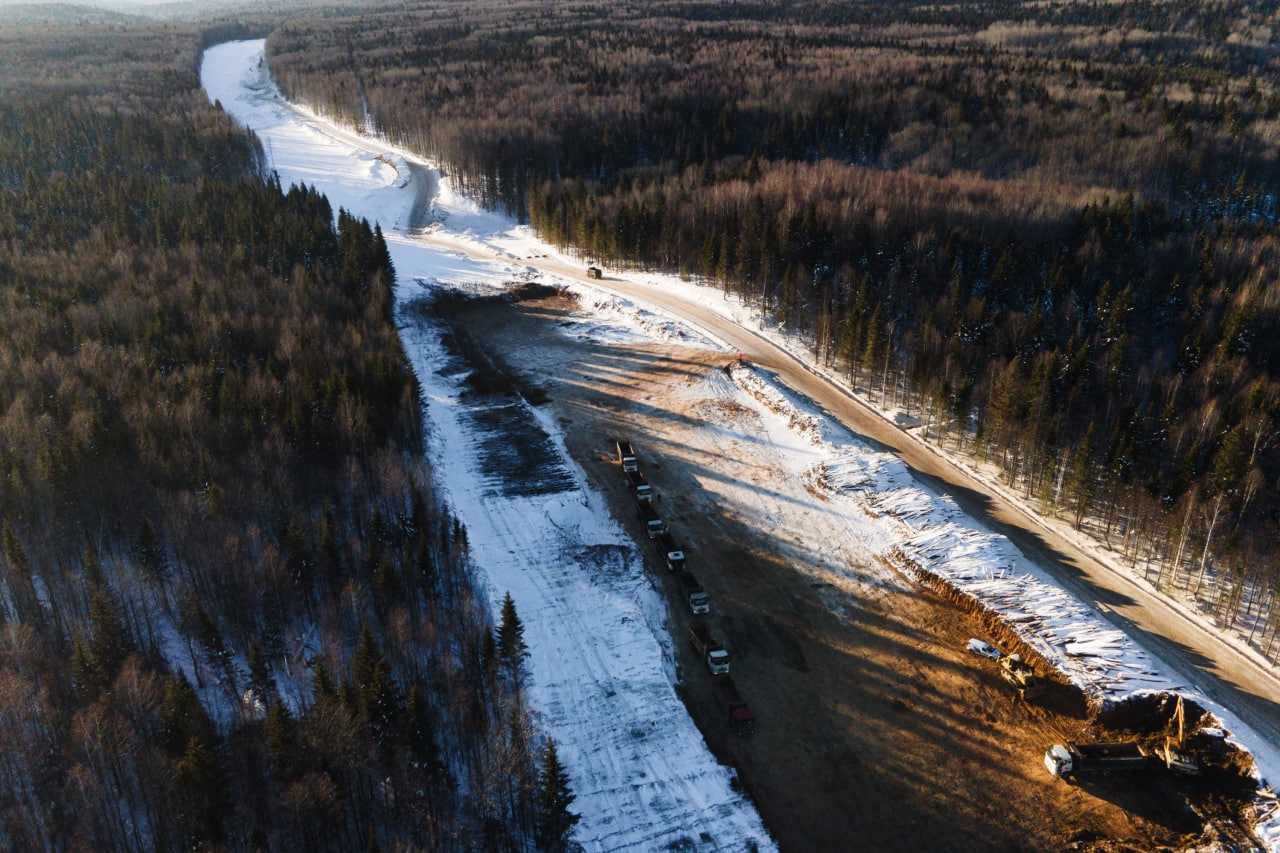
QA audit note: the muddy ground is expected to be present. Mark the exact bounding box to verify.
[427,285,1257,853]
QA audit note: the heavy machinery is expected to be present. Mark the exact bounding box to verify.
[689,625,731,675]
[712,675,755,735]
[615,439,637,472]
[1156,695,1200,776]
[654,532,685,572]
[1044,741,1149,778]
[999,654,1047,699]
[636,501,667,539]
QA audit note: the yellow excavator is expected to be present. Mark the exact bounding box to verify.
[1157,695,1201,776]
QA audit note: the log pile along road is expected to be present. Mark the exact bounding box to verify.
[424,243,1280,753]
[431,283,1263,852]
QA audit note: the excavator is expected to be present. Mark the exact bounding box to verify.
[1157,695,1201,776]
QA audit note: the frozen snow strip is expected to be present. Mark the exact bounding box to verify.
[405,317,776,852]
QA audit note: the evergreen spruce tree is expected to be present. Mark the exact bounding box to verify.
[173,735,229,845]
[481,628,498,680]
[350,623,399,754]
[71,638,102,701]
[246,641,276,709]
[1,523,40,622]
[189,599,237,691]
[266,701,300,780]
[1068,424,1097,529]
[406,684,443,775]
[283,516,315,590]
[319,504,344,591]
[160,672,217,756]
[311,654,338,701]
[497,591,529,669]
[137,514,167,582]
[2,522,31,578]
[87,589,134,689]
[81,545,105,591]
[535,738,579,852]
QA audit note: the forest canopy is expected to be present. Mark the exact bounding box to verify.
[0,17,554,851]
[267,0,1280,654]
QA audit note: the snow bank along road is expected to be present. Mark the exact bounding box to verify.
[203,40,775,851]
[534,266,1280,732]
[370,132,1280,755]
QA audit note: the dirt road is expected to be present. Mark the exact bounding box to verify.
[423,245,1280,754]
[430,286,1242,852]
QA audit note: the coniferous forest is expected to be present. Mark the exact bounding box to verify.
[267,0,1280,659]
[0,17,567,852]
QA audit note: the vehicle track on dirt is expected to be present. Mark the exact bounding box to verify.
[411,243,1280,754]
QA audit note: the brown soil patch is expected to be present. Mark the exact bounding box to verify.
[431,285,1259,853]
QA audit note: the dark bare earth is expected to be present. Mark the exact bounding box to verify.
[427,285,1259,853]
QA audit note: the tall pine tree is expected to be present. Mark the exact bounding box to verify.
[497,591,528,669]
[350,623,399,756]
[535,738,579,852]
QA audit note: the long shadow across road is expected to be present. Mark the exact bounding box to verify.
[470,259,1280,754]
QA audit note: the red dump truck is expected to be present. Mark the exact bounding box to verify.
[712,674,755,735]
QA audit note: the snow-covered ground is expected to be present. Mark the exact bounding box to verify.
[202,38,1280,850]
[203,40,775,852]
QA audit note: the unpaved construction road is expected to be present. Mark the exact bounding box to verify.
[431,285,1258,852]
[610,274,1280,756]
[421,241,1280,754]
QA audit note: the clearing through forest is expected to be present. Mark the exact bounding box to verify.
[204,38,1280,851]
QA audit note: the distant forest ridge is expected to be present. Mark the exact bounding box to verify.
[268,0,1280,656]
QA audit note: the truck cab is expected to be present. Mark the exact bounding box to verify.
[637,501,667,538]
[678,571,710,614]
[1044,744,1074,777]
[655,532,685,572]
[615,440,637,472]
[626,469,653,502]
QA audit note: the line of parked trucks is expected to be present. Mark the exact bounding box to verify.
[616,440,755,735]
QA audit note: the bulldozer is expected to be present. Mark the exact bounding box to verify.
[999,654,1048,700]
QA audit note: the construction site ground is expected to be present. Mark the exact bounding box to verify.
[432,285,1258,853]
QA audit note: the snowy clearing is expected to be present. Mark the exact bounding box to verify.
[202,38,1279,850]
[204,39,774,852]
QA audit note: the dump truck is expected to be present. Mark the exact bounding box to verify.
[711,675,755,735]
[655,532,686,572]
[636,501,667,539]
[677,571,710,614]
[1044,742,1149,778]
[587,265,603,279]
[626,469,653,502]
[615,440,637,472]
[1000,654,1047,699]
[689,625,730,675]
